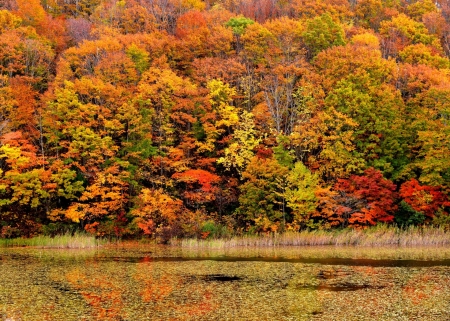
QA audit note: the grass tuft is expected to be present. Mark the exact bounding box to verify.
[0,232,105,248]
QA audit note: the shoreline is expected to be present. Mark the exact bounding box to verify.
[1,225,449,249]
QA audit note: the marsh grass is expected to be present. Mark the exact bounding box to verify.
[0,232,104,248]
[176,225,450,248]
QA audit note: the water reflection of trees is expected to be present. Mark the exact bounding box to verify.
[64,259,217,320]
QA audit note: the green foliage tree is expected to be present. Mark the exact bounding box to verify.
[302,13,346,57]
[284,162,318,227]
[225,16,255,36]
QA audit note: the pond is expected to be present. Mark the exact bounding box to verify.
[1,245,450,320]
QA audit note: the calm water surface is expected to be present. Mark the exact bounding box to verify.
[1,245,450,320]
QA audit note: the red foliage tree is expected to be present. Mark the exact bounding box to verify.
[334,168,398,227]
[172,169,221,207]
[399,178,450,219]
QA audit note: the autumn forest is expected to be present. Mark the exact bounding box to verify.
[0,0,450,240]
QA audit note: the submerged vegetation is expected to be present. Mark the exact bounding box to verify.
[2,246,450,320]
[1,0,450,240]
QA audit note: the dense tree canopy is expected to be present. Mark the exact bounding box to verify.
[0,0,450,239]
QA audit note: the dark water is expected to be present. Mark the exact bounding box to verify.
[1,246,450,320]
[103,255,450,267]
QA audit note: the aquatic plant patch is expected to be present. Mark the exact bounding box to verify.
[1,246,450,320]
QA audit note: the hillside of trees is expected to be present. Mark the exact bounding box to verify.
[0,0,450,239]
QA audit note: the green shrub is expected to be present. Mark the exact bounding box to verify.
[394,201,426,226]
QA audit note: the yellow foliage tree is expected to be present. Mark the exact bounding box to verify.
[132,188,184,235]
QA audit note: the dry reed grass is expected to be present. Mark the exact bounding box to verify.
[0,233,103,248]
[176,226,450,248]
